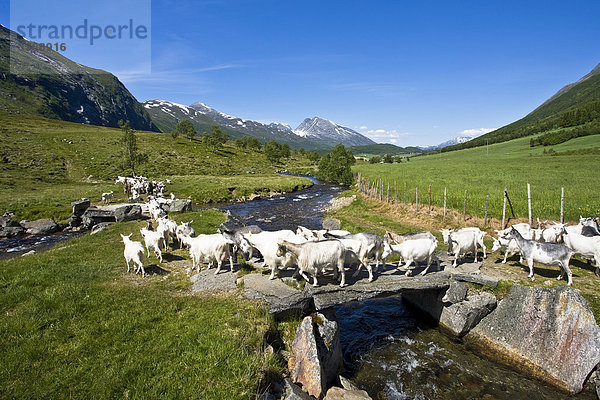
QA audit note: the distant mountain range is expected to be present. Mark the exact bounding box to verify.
[419,133,485,150]
[0,25,157,131]
[144,99,374,149]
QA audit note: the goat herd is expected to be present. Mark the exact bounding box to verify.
[116,177,600,287]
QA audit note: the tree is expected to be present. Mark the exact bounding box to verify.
[176,119,196,141]
[170,129,178,139]
[369,155,381,164]
[264,140,282,163]
[235,136,262,150]
[307,151,320,165]
[383,154,394,163]
[204,125,228,152]
[119,120,146,176]
[316,144,355,185]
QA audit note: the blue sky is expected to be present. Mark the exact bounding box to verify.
[2,1,599,146]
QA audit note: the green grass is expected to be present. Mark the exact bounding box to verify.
[355,134,600,222]
[0,210,280,399]
[0,113,315,221]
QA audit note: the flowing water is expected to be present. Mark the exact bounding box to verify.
[336,298,597,400]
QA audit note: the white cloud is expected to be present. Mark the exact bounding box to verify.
[362,128,410,144]
[359,125,368,130]
[459,127,496,136]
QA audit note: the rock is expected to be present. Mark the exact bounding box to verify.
[0,225,25,237]
[90,222,112,235]
[465,284,600,393]
[439,292,497,337]
[167,199,192,213]
[292,316,326,399]
[283,378,312,400]
[21,218,58,235]
[71,198,90,215]
[324,386,371,400]
[325,197,355,212]
[451,271,499,287]
[21,250,35,257]
[81,207,116,229]
[339,376,360,392]
[242,273,313,318]
[248,193,260,201]
[292,312,343,399]
[190,269,239,293]
[322,218,342,231]
[441,279,468,304]
[113,204,142,222]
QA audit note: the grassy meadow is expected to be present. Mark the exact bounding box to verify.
[0,210,282,399]
[0,113,315,221]
[354,134,600,222]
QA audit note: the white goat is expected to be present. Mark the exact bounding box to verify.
[440,227,487,259]
[157,216,178,249]
[241,230,305,279]
[102,191,114,203]
[182,234,235,274]
[140,227,165,262]
[561,228,600,276]
[382,236,439,275]
[175,221,195,248]
[120,233,145,277]
[276,239,347,287]
[504,227,573,285]
[441,229,479,267]
[492,236,523,264]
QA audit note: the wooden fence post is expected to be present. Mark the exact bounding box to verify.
[443,187,447,217]
[502,188,507,229]
[484,195,489,225]
[387,182,390,203]
[416,187,419,212]
[527,183,532,226]
[394,181,397,205]
[404,182,407,203]
[463,190,467,220]
[560,187,564,223]
[428,184,431,212]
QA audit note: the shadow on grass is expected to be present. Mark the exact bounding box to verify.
[146,264,170,275]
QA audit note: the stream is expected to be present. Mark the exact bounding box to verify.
[1,176,596,399]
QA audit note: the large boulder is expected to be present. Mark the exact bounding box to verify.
[324,386,371,400]
[113,204,142,222]
[292,312,343,399]
[167,199,192,213]
[465,284,600,393]
[322,218,342,231]
[220,210,245,232]
[21,218,59,235]
[439,292,497,337]
[441,279,468,304]
[71,198,90,215]
[81,207,116,229]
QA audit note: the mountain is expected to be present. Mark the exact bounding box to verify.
[420,133,483,150]
[443,62,600,152]
[142,100,243,140]
[145,99,375,150]
[349,143,421,157]
[294,117,375,147]
[0,25,157,131]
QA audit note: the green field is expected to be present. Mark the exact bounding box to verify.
[0,210,280,399]
[354,134,600,222]
[0,113,314,221]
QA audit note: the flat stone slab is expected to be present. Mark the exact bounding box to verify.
[243,273,313,316]
[191,269,238,293]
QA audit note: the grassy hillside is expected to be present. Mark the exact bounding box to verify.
[0,113,314,221]
[0,26,157,131]
[444,63,600,152]
[354,134,600,222]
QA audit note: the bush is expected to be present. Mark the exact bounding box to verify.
[316,144,355,185]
